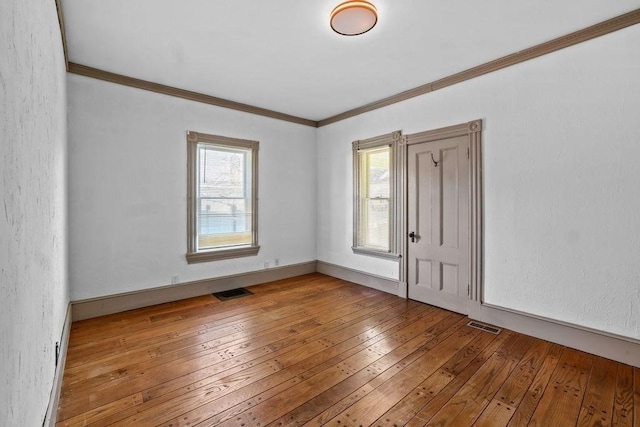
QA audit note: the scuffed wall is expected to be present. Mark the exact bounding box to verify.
[0,1,69,425]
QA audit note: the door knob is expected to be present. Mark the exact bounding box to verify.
[409,231,417,243]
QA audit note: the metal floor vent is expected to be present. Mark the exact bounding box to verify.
[213,288,253,301]
[467,321,502,334]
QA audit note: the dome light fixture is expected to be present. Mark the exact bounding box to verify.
[330,1,378,36]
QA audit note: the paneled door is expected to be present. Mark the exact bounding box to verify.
[407,135,470,314]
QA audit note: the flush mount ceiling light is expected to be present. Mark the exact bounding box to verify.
[330,1,378,36]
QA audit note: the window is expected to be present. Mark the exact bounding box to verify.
[186,131,259,263]
[352,131,401,259]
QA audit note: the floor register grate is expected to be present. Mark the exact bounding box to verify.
[467,320,502,334]
[213,287,253,301]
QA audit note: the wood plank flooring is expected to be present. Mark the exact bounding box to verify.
[56,273,639,426]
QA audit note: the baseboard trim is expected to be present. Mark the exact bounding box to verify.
[43,303,72,426]
[67,261,639,368]
[71,261,317,320]
[316,261,399,296]
[469,302,640,368]
[315,262,639,367]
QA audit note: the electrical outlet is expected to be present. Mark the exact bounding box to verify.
[274,258,280,267]
[171,275,179,285]
[264,261,269,269]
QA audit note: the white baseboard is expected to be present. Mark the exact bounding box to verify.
[316,260,399,296]
[43,303,72,426]
[469,302,640,368]
[397,281,408,299]
[72,261,317,320]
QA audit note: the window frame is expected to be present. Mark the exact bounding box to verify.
[352,130,401,259]
[186,131,259,264]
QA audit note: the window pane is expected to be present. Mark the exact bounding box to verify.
[352,131,398,257]
[366,149,389,198]
[197,199,252,250]
[197,144,252,250]
[364,198,389,249]
[358,146,390,251]
[198,147,246,198]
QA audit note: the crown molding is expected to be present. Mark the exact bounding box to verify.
[67,63,319,127]
[55,0,315,126]
[56,3,639,129]
[317,8,640,127]
[54,0,69,71]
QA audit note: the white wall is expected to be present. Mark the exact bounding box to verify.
[317,25,640,340]
[68,76,317,300]
[316,128,401,280]
[0,1,69,425]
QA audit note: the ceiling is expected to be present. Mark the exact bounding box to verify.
[61,0,639,122]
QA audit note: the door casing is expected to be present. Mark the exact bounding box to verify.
[398,120,483,307]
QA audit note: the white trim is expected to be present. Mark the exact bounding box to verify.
[397,281,408,299]
[71,261,317,320]
[469,302,640,368]
[316,261,399,296]
[43,303,72,426]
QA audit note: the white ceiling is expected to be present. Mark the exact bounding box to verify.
[61,0,639,122]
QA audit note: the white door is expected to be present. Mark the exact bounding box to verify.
[407,135,470,314]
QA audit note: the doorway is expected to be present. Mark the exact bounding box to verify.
[402,120,483,315]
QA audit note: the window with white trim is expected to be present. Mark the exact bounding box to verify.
[352,131,400,259]
[186,131,259,263]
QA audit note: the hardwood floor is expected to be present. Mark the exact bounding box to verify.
[56,273,638,426]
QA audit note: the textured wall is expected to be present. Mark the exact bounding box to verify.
[317,25,640,340]
[0,1,69,425]
[67,75,317,300]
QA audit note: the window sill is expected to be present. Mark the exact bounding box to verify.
[186,245,260,264]
[352,247,400,260]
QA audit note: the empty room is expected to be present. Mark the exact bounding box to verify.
[1,1,639,426]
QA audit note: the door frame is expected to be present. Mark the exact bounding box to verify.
[398,119,483,305]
